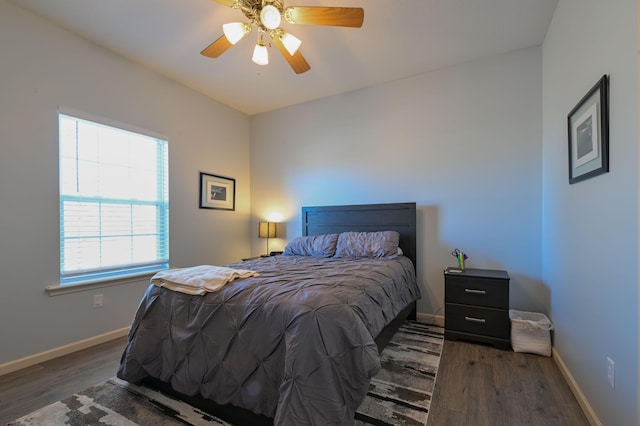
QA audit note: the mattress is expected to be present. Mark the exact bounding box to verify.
[117,255,420,425]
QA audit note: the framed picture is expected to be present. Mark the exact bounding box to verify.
[567,75,609,184]
[199,172,235,210]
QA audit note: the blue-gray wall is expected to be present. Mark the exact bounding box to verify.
[2,0,638,423]
[250,47,544,321]
[0,0,251,365]
[542,0,638,424]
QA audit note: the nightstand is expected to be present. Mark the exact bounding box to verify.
[241,254,276,261]
[444,267,511,350]
[241,256,261,261]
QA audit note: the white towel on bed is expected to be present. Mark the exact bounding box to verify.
[151,265,259,295]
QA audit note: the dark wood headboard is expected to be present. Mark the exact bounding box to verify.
[301,202,417,268]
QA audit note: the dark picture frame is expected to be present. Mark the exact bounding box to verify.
[567,75,609,184]
[199,172,235,210]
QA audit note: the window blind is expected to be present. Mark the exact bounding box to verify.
[59,113,169,284]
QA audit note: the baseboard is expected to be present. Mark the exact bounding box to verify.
[0,327,130,377]
[417,312,444,327]
[552,347,602,426]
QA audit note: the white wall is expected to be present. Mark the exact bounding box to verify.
[0,0,251,365]
[542,0,638,424]
[250,47,544,317]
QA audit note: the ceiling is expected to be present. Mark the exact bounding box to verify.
[11,0,558,116]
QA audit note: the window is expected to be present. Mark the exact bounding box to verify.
[59,112,169,285]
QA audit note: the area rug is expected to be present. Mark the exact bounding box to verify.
[8,320,443,426]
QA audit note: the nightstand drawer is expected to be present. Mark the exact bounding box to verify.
[445,303,510,339]
[445,276,508,309]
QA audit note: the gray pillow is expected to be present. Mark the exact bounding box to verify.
[334,231,400,258]
[282,234,339,257]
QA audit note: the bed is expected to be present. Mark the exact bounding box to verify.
[117,202,420,425]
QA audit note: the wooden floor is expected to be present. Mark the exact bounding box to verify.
[0,337,589,425]
[429,340,589,426]
[0,337,128,425]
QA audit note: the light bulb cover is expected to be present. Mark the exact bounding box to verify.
[222,22,250,45]
[252,41,269,65]
[260,5,281,30]
[280,32,301,55]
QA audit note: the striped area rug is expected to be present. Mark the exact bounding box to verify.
[8,320,444,426]
[356,321,444,426]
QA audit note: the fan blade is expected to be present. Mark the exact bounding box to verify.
[272,34,310,74]
[211,0,237,7]
[284,6,364,28]
[201,35,233,58]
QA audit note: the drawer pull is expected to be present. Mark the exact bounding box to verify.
[465,316,486,324]
[465,289,486,295]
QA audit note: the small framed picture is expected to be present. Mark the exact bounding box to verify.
[199,172,235,211]
[567,75,609,184]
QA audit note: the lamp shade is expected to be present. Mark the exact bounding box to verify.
[223,22,251,45]
[259,222,276,238]
[252,40,269,65]
[280,32,302,55]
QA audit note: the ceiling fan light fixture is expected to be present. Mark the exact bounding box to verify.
[222,22,251,45]
[204,2,364,74]
[260,5,281,30]
[252,39,269,65]
[280,32,301,55]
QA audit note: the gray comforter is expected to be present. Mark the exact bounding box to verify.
[117,255,420,425]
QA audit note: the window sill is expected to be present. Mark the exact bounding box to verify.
[45,271,158,296]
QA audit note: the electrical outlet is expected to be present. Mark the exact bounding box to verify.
[607,357,615,389]
[93,294,104,308]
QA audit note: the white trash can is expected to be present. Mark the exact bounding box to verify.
[509,309,554,356]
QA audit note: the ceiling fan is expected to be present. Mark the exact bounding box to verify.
[201,0,364,74]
